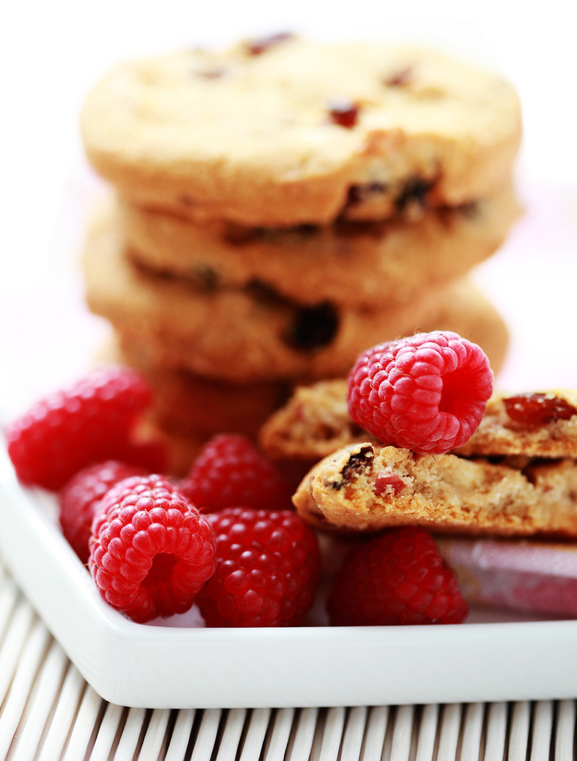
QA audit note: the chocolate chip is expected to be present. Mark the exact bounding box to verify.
[395,177,435,214]
[344,182,387,209]
[328,98,359,129]
[246,279,284,307]
[294,224,321,239]
[286,302,339,351]
[334,218,386,238]
[329,444,375,490]
[255,224,321,244]
[245,32,294,55]
[191,264,219,291]
[224,224,259,245]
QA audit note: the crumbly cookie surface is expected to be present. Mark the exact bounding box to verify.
[262,383,577,467]
[260,379,375,464]
[118,183,520,308]
[293,442,577,536]
[83,211,504,382]
[454,389,577,458]
[81,37,522,226]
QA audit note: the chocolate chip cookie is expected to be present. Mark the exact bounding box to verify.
[81,36,522,227]
[293,442,577,536]
[84,210,500,382]
[116,182,520,308]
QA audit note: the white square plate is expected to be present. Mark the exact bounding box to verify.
[1,441,577,709]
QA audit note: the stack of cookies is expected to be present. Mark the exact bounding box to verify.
[79,34,522,474]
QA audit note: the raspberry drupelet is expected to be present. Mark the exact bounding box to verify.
[6,366,165,491]
[327,527,468,626]
[196,506,321,627]
[179,433,292,512]
[347,331,493,454]
[89,474,215,623]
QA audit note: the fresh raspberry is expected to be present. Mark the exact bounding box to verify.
[59,461,147,564]
[89,474,216,623]
[5,366,166,490]
[347,331,493,454]
[196,507,321,627]
[327,527,468,626]
[179,433,292,512]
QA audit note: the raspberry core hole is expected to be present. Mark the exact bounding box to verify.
[142,553,178,588]
[438,369,472,417]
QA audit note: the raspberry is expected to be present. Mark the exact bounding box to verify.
[59,461,147,564]
[195,507,321,627]
[327,527,468,626]
[347,331,493,454]
[179,433,292,512]
[89,474,216,623]
[5,366,166,490]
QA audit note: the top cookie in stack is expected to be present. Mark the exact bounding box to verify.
[79,33,522,471]
[82,33,521,226]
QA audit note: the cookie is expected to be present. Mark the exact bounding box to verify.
[80,36,522,227]
[102,332,292,438]
[454,389,577,459]
[83,211,489,382]
[116,183,520,309]
[260,379,369,467]
[135,417,206,477]
[292,442,577,537]
[259,295,510,468]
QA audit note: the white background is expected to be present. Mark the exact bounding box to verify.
[1,1,576,413]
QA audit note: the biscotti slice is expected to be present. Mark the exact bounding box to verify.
[293,442,577,537]
[81,37,521,226]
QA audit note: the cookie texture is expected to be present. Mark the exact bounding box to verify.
[262,384,577,476]
[83,211,504,382]
[455,389,577,458]
[292,442,577,537]
[260,379,373,467]
[81,37,522,226]
[99,333,293,439]
[117,183,520,308]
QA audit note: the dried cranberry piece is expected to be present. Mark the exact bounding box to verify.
[503,393,577,427]
[245,32,294,55]
[383,66,414,87]
[196,66,227,79]
[374,472,405,496]
[328,98,359,129]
